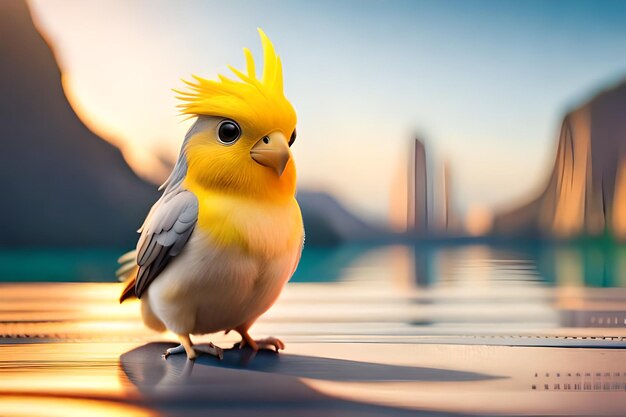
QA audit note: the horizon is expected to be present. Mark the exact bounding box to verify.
[28,0,626,225]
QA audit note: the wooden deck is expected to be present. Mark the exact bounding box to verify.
[1,282,626,416]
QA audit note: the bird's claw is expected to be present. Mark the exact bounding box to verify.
[162,342,222,360]
[256,337,285,352]
[162,344,186,359]
[236,336,285,352]
[193,342,224,360]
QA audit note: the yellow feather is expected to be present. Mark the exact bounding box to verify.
[244,47,256,79]
[185,179,303,258]
[176,29,296,140]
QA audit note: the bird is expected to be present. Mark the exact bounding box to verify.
[117,29,303,360]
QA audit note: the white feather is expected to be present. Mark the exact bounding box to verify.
[141,225,300,336]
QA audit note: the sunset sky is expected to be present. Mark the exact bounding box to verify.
[29,0,626,223]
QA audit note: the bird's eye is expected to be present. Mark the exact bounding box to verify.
[217,120,241,144]
[289,129,297,147]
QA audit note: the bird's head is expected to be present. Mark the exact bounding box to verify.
[173,29,297,202]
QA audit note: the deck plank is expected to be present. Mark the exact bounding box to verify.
[1,282,626,416]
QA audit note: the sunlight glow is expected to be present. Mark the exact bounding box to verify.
[0,396,155,417]
[28,0,626,221]
[465,205,493,236]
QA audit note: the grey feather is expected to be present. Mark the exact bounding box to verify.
[173,219,191,233]
[120,117,216,298]
[134,190,199,298]
[158,117,207,194]
[157,230,180,247]
[141,237,161,266]
[137,234,156,265]
[170,228,193,256]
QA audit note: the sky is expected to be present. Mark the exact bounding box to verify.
[29,0,626,224]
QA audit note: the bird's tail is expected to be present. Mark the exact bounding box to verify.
[116,249,137,281]
[117,250,138,303]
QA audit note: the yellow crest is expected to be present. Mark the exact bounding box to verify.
[175,29,296,137]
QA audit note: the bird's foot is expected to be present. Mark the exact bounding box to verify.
[162,344,185,359]
[255,337,285,352]
[237,336,285,352]
[163,341,223,361]
[193,342,224,360]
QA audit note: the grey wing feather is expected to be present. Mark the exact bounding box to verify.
[134,190,198,298]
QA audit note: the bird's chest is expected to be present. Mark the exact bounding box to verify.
[195,192,303,258]
[176,233,270,298]
[155,230,294,332]
[148,191,303,331]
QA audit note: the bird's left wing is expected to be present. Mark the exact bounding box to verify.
[119,190,198,302]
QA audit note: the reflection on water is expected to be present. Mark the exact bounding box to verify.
[0,341,155,417]
[2,242,625,289]
[0,396,155,417]
[2,242,626,416]
[0,249,121,281]
[291,242,626,289]
[286,242,626,334]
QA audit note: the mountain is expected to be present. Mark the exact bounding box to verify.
[0,0,158,247]
[493,81,626,239]
[297,191,382,245]
[0,0,383,249]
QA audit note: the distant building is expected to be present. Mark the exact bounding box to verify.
[442,160,451,230]
[409,138,429,233]
[390,136,460,236]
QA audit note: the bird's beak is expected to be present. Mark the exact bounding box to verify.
[250,132,290,176]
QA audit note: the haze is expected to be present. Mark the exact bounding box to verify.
[29,0,626,223]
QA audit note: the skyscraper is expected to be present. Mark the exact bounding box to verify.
[442,159,451,230]
[410,137,428,234]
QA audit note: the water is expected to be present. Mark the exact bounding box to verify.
[0,249,122,282]
[313,242,626,288]
[1,242,626,288]
[3,243,626,416]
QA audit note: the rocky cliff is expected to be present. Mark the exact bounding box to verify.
[0,0,378,248]
[0,0,159,247]
[494,81,626,239]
